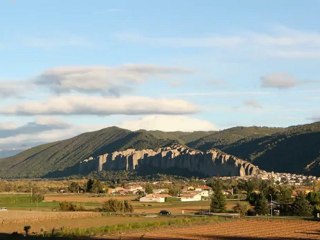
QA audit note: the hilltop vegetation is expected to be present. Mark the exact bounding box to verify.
[0,122,320,178]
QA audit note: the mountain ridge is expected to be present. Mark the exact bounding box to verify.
[0,122,319,178]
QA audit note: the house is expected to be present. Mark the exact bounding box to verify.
[126,185,144,194]
[179,192,202,202]
[194,185,213,197]
[109,187,128,195]
[139,194,172,203]
[152,188,168,194]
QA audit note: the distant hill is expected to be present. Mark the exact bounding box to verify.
[0,122,320,178]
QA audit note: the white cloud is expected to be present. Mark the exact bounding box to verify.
[309,116,320,122]
[261,73,298,89]
[0,117,70,138]
[0,81,33,98]
[117,26,320,59]
[35,64,191,95]
[119,115,216,132]
[1,95,198,116]
[0,118,111,156]
[243,99,262,109]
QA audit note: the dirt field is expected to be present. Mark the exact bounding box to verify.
[108,218,320,240]
[0,210,177,234]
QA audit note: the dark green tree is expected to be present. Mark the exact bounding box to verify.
[86,179,103,193]
[292,192,313,216]
[101,199,133,213]
[24,226,31,236]
[233,202,250,216]
[254,194,269,215]
[168,186,180,197]
[306,191,320,206]
[278,185,293,204]
[210,181,226,213]
[145,183,153,194]
[68,182,80,193]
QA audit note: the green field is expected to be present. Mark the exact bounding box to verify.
[0,194,58,209]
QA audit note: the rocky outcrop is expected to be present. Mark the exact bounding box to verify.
[80,144,260,177]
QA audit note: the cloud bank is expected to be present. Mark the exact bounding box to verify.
[119,115,216,132]
[35,64,191,95]
[261,73,298,89]
[1,95,198,116]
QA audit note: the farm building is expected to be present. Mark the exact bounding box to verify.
[179,192,202,202]
[139,194,171,203]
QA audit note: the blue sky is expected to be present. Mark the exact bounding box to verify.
[0,0,319,155]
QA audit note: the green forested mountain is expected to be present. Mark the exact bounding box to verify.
[1,122,320,178]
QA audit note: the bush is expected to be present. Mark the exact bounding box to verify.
[101,199,134,213]
[254,194,269,215]
[59,202,85,211]
[32,193,44,203]
[233,202,250,216]
[247,208,256,216]
[292,192,313,216]
[313,205,320,218]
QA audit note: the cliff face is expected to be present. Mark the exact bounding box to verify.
[80,144,260,177]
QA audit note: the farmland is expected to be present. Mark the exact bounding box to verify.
[0,180,319,239]
[107,218,320,240]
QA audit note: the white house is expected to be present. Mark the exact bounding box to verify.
[126,185,144,194]
[152,188,168,194]
[194,185,212,197]
[139,194,171,203]
[179,192,202,202]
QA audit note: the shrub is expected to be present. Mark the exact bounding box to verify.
[32,193,44,203]
[292,192,313,216]
[101,199,134,213]
[59,202,85,211]
[254,194,269,215]
[233,202,250,216]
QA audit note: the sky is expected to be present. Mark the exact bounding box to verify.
[0,0,320,156]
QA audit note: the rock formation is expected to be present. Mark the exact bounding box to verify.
[80,144,260,177]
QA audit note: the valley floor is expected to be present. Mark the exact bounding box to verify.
[105,218,320,240]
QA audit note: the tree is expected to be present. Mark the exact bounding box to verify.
[168,186,180,197]
[254,194,269,215]
[68,182,80,193]
[233,202,250,216]
[24,226,31,236]
[86,179,103,193]
[210,181,226,213]
[101,199,133,213]
[312,204,320,218]
[292,192,313,216]
[145,183,153,194]
[306,191,320,206]
[278,185,293,204]
[31,193,44,203]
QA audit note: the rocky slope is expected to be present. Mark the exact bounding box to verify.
[80,144,260,177]
[0,122,319,178]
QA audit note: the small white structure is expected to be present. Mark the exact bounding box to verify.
[139,194,171,203]
[179,192,202,202]
[126,185,144,194]
[152,188,168,194]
